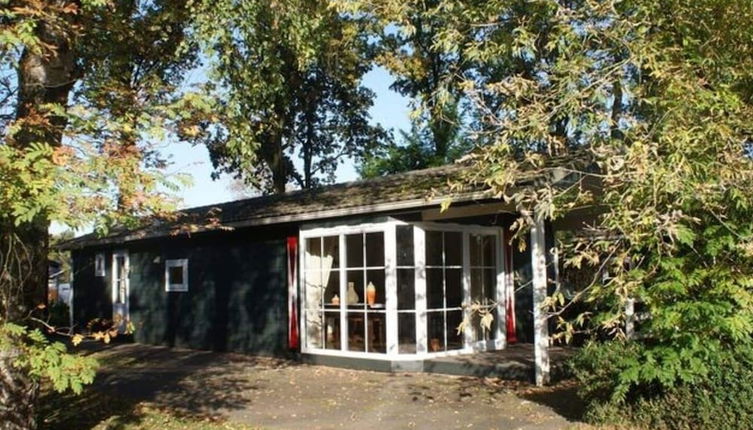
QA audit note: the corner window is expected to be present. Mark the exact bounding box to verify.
[95,253,106,277]
[301,221,504,358]
[165,259,188,292]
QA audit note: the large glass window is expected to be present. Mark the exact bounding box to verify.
[302,222,502,357]
[304,230,387,354]
[396,225,416,353]
[425,230,464,352]
[469,234,498,342]
[304,236,340,350]
[346,232,386,353]
[114,254,128,302]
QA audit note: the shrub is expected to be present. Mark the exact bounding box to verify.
[0,323,98,395]
[572,341,753,429]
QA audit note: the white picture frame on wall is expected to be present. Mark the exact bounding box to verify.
[165,259,189,292]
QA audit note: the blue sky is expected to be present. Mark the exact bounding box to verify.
[52,66,411,236]
[165,66,411,209]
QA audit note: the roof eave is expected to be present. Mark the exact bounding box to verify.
[58,190,494,250]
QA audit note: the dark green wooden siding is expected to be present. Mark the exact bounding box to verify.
[72,225,294,356]
[71,248,112,326]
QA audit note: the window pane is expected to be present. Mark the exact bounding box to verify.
[427,311,445,352]
[116,280,126,304]
[471,268,496,304]
[323,271,340,305]
[323,236,340,268]
[346,234,363,268]
[366,269,385,307]
[470,235,481,266]
[347,312,365,352]
[472,308,497,342]
[305,237,322,270]
[397,269,415,310]
[446,310,463,350]
[398,313,416,354]
[346,270,364,308]
[396,225,414,266]
[471,234,496,267]
[445,232,463,266]
[483,268,496,302]
[470,268,483,302]
[425,230,443,266]
[426,268,444,309]
[304,270,324,309]
[367,313,386,353]
[169,266,183,285]
[324,312,340,350]
[306,310,323,349]
[445,268,462,308]
[481,235,496,267]
[116,256,126,279]
[365,232,384,267]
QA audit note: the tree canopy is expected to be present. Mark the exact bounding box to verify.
[189,0,386,194]
[338,0,753,408]
[3,0,753,427]
[356,0,473,177]
[1,1,204,427]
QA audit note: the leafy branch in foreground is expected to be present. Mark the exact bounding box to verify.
[0,323,97,396]
[339,0,753,415]
[1,1,205,428]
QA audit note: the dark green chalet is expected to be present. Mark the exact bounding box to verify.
[62,164,594,385]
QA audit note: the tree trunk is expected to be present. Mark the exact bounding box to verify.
[260,130,288,194]
[10,0,78,311]
[0,346,38,430]
[10,2,78,317]
[1,4,80,430]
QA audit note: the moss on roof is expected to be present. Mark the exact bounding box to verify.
[60,163,475,249]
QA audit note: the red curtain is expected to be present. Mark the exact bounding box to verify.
[504,229,518,343]
[287,236,299,350]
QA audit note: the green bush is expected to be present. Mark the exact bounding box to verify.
[0,323,98,394]
[572,341,753,429]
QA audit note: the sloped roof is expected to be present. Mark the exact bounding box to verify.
[60,163,491,249]
[60,154,596,250]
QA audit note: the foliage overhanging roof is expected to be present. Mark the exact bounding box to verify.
[60,163,469,249]
[60,157,591,250]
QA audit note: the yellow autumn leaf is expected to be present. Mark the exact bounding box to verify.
[72,334,84,346]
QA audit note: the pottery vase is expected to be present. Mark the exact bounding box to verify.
[366,282,377,305]
[347,282,359,304]
[430,338,441,352]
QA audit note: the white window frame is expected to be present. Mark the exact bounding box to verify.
[165,259,189,292]
[95,252,106,277]
[299,218,506,361]
[418,222,506,353]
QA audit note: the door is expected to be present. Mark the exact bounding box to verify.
[112,250,129,333]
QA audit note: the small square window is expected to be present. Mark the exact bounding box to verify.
[165,259,188,292]
[95,253,106,277]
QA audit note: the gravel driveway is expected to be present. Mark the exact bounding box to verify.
[90,343,583,430]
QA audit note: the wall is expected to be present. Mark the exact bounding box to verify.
[71,247,112,327]
[71,225,295,356]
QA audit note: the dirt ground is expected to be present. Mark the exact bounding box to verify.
[80,343,585,430]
